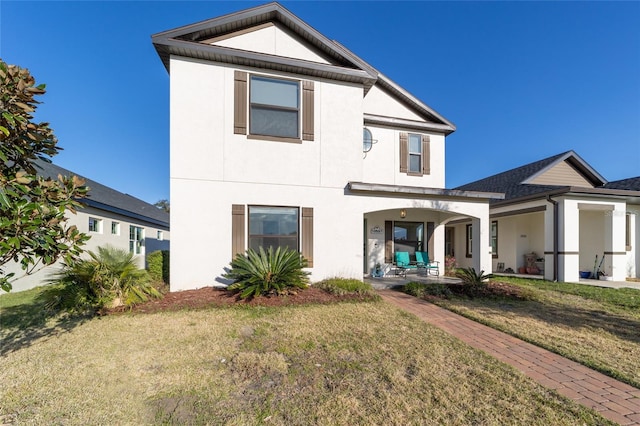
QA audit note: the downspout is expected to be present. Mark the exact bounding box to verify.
[547,195,559,282]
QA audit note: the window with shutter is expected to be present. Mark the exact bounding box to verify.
[399,132,431,176]
[233,72,315,142]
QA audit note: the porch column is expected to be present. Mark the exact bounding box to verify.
[558,199,579,282]
[606,205,627,281]
[543,200,556,281]
[471,214,492,274]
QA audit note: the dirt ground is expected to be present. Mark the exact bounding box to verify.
[113,286,375,314]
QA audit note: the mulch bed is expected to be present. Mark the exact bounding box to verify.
[109,286,375,315]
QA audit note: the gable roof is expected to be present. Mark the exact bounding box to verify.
[604,176,640,191]
[152,2,455,134]
[35,160,170,229]
[455,151,609,202]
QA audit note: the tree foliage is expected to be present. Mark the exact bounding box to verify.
[154,199,170,213]
[0,59,89,292]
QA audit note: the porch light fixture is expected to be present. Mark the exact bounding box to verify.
[400,209,407,218]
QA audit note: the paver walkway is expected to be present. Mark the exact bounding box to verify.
[379,290,640,426]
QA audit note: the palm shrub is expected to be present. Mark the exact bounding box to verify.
[455,267,494,296]
[224,246,310,299]
[42,245,161,312]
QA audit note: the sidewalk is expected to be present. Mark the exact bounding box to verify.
[379,290,640,426]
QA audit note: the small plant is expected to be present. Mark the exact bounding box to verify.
[444,255,457,276]
[455,267,494,296]
[41,245,161,312]
[224,247,310,299]
[315,277,376,297]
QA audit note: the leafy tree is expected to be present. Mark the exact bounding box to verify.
[0,60,89,292]
[154,199,170,213]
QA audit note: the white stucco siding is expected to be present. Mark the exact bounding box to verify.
[211,23,332,65]
[4,207,170,293]
[169,180,366,291]
[627,204,639,278]
[170,57,225,182]
[363,85,424,122]
[362,125,446,188]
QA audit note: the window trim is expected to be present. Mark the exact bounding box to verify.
[249,74,300,140]
[407,133,422,175]
[88,217,102,234]
[111,221,120,236]
[129,225,145,255]
[626,212,632,251]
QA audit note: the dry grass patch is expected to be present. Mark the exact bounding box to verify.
[433,280,640,388]
[1,299,613,425]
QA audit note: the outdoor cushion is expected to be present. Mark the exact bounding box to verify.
[394,251,412,268]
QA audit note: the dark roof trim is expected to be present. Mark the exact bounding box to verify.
[491,205,547,218]
[364,113,454,135]
[492,185,640,208]
[152,2,455,130]
[522,150,607,187]
[155,39,376,86]
[84,199,170,229]
[374,73,456,133]
[347,181,504,200]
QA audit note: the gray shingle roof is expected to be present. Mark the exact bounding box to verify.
[455,151,572,201]
[604,176,640,191]
[34,160,169,228]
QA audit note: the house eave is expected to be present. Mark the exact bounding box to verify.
[153,39,377,89]
[363,113,455,135]
[83,199,170,229]
[492,186,640,208]
[347,182,504,200]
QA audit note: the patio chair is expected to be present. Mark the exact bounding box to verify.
[415,251,440,276]
[394,251,413,277]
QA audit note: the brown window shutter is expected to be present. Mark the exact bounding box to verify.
[385,220,393,263]
[302,207,314,267]
[422,135,431,175]
[399,133,408,173]
[426,221,435,258]
[302,81,314,141]
[234,71,247,135]
[231,204,245,257]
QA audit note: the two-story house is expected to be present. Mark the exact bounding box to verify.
[153,2,503,292]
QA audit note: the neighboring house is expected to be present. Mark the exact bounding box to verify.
[4,160,170,292]
[453,151,640,282]
[152,2,503,292]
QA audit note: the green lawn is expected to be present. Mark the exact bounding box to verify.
[0,286,613,425]
[431,277,640,389]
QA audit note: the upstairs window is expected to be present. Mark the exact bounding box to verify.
[399,132,430,176]
[250,76,299,139]
[408,133,422,173]
[234,71,314,141]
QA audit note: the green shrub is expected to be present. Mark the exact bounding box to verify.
[41,245,161,312]
[455,267,494,296]
[147,250,170,284]
[315,278,375,296]
[404,282,452,299]
[224,247,310,299]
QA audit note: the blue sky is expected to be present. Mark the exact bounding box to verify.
[2,1,639,204]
